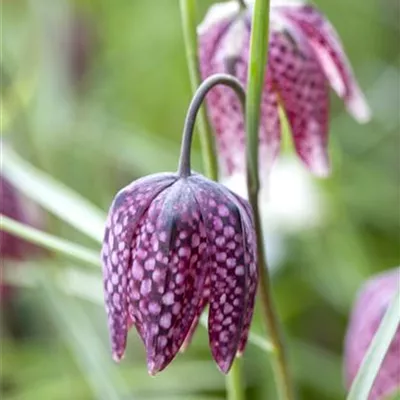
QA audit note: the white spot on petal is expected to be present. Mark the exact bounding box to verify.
[160,313,172,329]
[162,292,175,306]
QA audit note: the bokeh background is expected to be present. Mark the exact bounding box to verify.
[1,0,399,399]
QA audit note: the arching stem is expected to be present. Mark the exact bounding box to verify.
[179,0,219,180]
[177,74,245,178]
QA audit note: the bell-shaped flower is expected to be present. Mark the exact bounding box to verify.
[101,75,258,375]
[199,0,371,180]
[344,267,400,399]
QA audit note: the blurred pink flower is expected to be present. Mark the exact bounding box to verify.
[199,0,371,180]
[344,267,400,399]
[0,175,45,299]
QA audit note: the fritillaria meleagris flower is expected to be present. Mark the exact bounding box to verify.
[199,0,371,180]
[344,268,400,399]
[101,75,258,375]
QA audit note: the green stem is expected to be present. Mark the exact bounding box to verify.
[179,0,219,181]
[0,214,100,268]
[178,74,245,177]
[227,358,245,400]
[179,1,244,398]
[246,1,295,399]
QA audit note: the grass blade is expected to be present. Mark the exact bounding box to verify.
[347,290,400,400]
[2,146,105,242]
[0,214,100,268]
[38,274,127,400]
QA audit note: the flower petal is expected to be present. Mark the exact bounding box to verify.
[102,173,177,362]
[127,181,209,375]
[280,4,371,123]
[199,16,281,181]
[180,276,210,352]
[197,1,240,36]
[230,193,258,355]
[190,176,252,373]
[269,30,330,177]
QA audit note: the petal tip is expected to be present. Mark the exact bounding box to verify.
[307,154,331,178]
[236,350,244,358]
[347,92,372,124]
[147,359,161,376]
[217,359,234,374]
[112,350,125,363]
[147,352,169,376]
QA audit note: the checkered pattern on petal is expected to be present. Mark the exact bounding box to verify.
[199,14,281,182]
[127,181,209,374]
[102,173,177,362]
[280,4,371,123]
[180,276,210,352]
[232,193,258,355]
[190,175,257,373]
[269,30,330,176]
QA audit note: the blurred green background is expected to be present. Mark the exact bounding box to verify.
[1,0,399,399]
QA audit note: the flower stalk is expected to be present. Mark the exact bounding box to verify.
[178,74,245,178]
[246,0,295,399]
[179,0,219,181]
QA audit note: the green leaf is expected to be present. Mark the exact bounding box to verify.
[0,215,100,268]
[2,146,106,243]
[347,290,400,400]
[38,274,127,400]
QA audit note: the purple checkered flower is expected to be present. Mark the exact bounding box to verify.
[101,75,258,375]
[344,268,400,399]
[199,0,371,180]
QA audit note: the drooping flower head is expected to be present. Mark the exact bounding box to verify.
[101,75,258,374]
[199,0,371,182]
[344,268,400,399]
